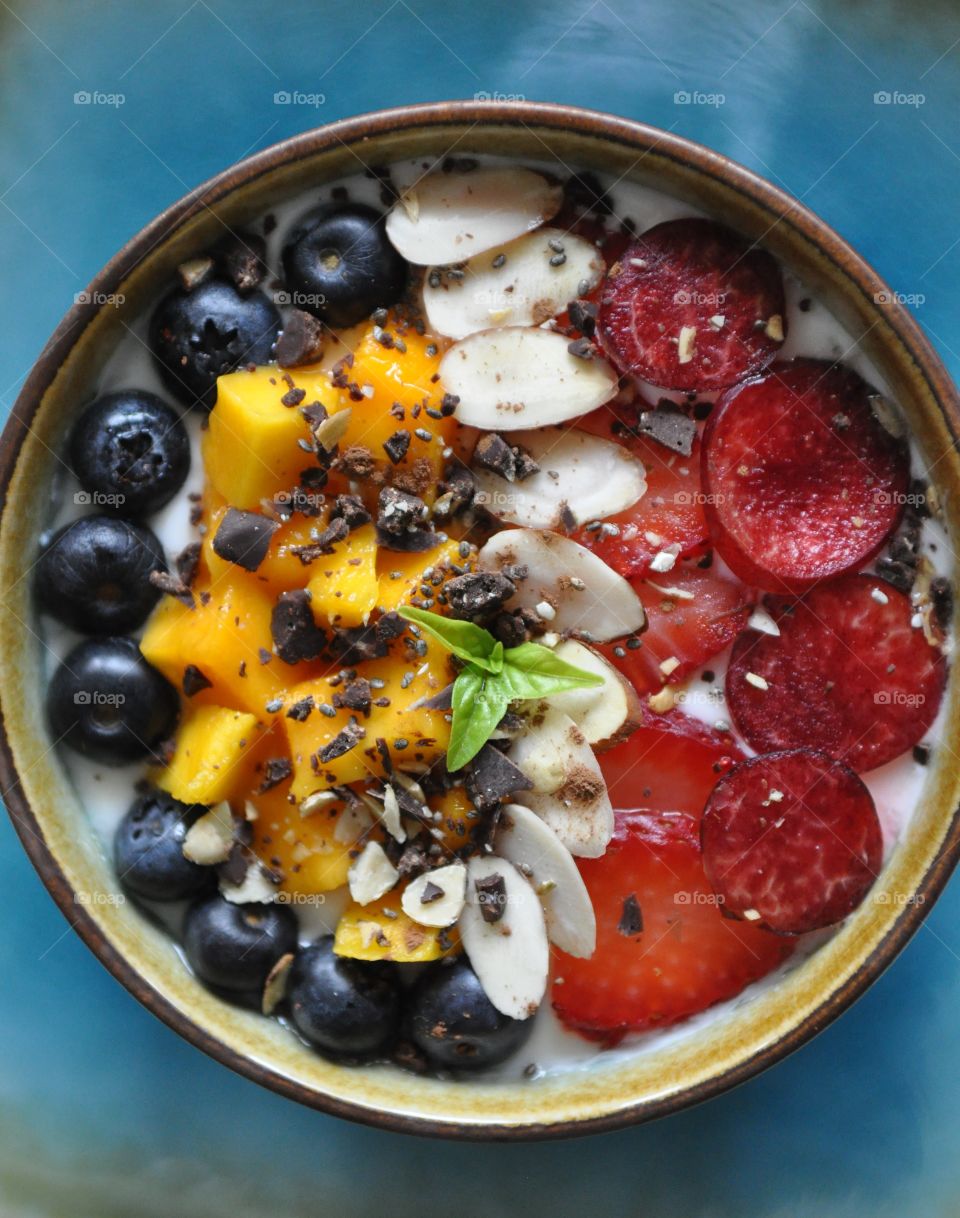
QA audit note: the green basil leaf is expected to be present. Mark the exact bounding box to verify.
[398,606,502,672]
[500,642,606,702]
[447,668,510,771]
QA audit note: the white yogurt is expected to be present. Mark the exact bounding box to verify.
[39,157,951,1081]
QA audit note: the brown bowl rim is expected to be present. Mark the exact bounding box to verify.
[2,99,959,1141]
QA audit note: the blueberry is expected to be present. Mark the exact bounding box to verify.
[281,204,407,329]
[183,895,298,999]
[287,936,402,1059]
[35,515,166,634]
[114,788,214,902]
[69,389,190,517]
[406,957,534,1072]
[47,637,178,765]
[149,277,280,409]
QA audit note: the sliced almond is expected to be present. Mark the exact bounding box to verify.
[182,801,235,865]
[458,856,549,1019]
[440,328,618,431]
[495,804,596,957]
[262,952,295,1015]
[545,639,643,750]
[348,841,400,906]
[220,860,280,904]
[472,427,646,529]
[386,167,562,265]
[478,528,645,641]
[423,228,603,339]
[509,707,614,858]
[401,863,467,927]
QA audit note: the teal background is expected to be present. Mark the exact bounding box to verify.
[2,1,960,1214]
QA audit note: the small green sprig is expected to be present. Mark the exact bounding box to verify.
[399,606,604,771]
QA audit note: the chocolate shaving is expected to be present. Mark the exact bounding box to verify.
[383,429,412,465]
[149,569,194,607]
[333,677,372,716]
[636,404,697,457]
[286,695,315,722]
[182,664,212,697]
[174,541,201,587]
[318,722,366,763]
[290,516,350,564]
[420,880,445,905]
[258,757,293,792]
[270,590,327,664]
[276,308,326,367]
[475,872,507,924]
[618,893,644,936]
[464,743,533,811]
[445,571,515,621]
[220,231,267,293]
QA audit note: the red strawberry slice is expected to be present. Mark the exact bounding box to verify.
[598,706,743,815]
[552,809,793,1042]
[574,406,709,577]
[600,563,752,693]
[726,574,946,773]
[702,359,911,592]
[701,749,883,934]
[597,218,786,392]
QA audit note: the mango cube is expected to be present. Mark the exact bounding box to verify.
[306,523,379,628]
[157,706,261,805]
[334,888,459,962]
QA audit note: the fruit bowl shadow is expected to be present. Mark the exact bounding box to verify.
[1,101,959,1140]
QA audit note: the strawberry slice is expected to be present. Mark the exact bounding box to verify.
[552,809,793,1043]
[597,219,786,392]
[598,707,742,815]
[599,563,752,693]
[574,406,709,577]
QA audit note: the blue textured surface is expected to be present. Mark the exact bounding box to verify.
[2,2,960,1213]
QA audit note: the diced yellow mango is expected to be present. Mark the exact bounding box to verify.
[281,647,453,796]
[375,537,474,613]
[430,786,477,851]
[306,523,379,628]
[140,581,320,719]
[156,706,261,805]
[200,501,338,595]
[204,365,341,509]
[249,781,365,895]
[334,888,459,962]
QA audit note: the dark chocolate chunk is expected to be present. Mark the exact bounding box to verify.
[463,743,533,810]
[637,404,697,457]
[930,576,953,630]
[413,683,454,710]
[289,516,350,564]
[377,485,427,535]
[333,677,372,715]
[491,610,528,647]
[182,664,212,697]
[286,695,315,722]
[331,493,371,529]
[420,880,444,904]
[281,386,306,408]
[618,893,644,936]
[876,557,914,594]
[567,337,595,360]
[220,231,267,293]
[375,610,407,645]
[328,624,388,666]
[276,308,326,368]
[383,429,412,465]
[473,432,518,482]
[270,589,327,664]
[567,298,597,336]
[336,444,378,480]
[913,743,931,765]
[149,568,195,607]
[175,541,202,587]
[318,722,366,763]
[475,872,507,924]
[375,526,439,553]
[212,508,279,572]
[512,444,540,481]
[445,571,515,621]
[439,464,475,509]
[258,757,293,792]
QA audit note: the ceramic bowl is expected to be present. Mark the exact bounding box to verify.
[1,101,958,1140]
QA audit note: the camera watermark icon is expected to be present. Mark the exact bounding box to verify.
[273,90,326,108]
[873,90,925,108]
[75,890,126,906]
[875,690,926,707]
[74,691,126,707]
[674,90,725,108]
[74,290,125,308]
[274,289,327,308]
[74,490,126,508]
[874,289,925,307]
[474,90,526,102]
[74,90,125,108]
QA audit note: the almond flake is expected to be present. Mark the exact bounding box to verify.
[659,656,681,677]
[745,672,769,691]
[182,801,235,865]
[401,863,467,927]
[764,314,784,342]
[677,325,697,364]
[348,842,399,906]
[747,607,781,637]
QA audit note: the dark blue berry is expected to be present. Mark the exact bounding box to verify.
[47,637,178,765]
[149,277,280,410]
[288,936,402,1058]
[183,895,297,999]
[69,389,190,517]
[281,204,407,329]
[406,957,534,1071]
[114,788,214,902]
[35,515,165,634]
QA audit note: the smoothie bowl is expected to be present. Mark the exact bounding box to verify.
[2,102,959,1139]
